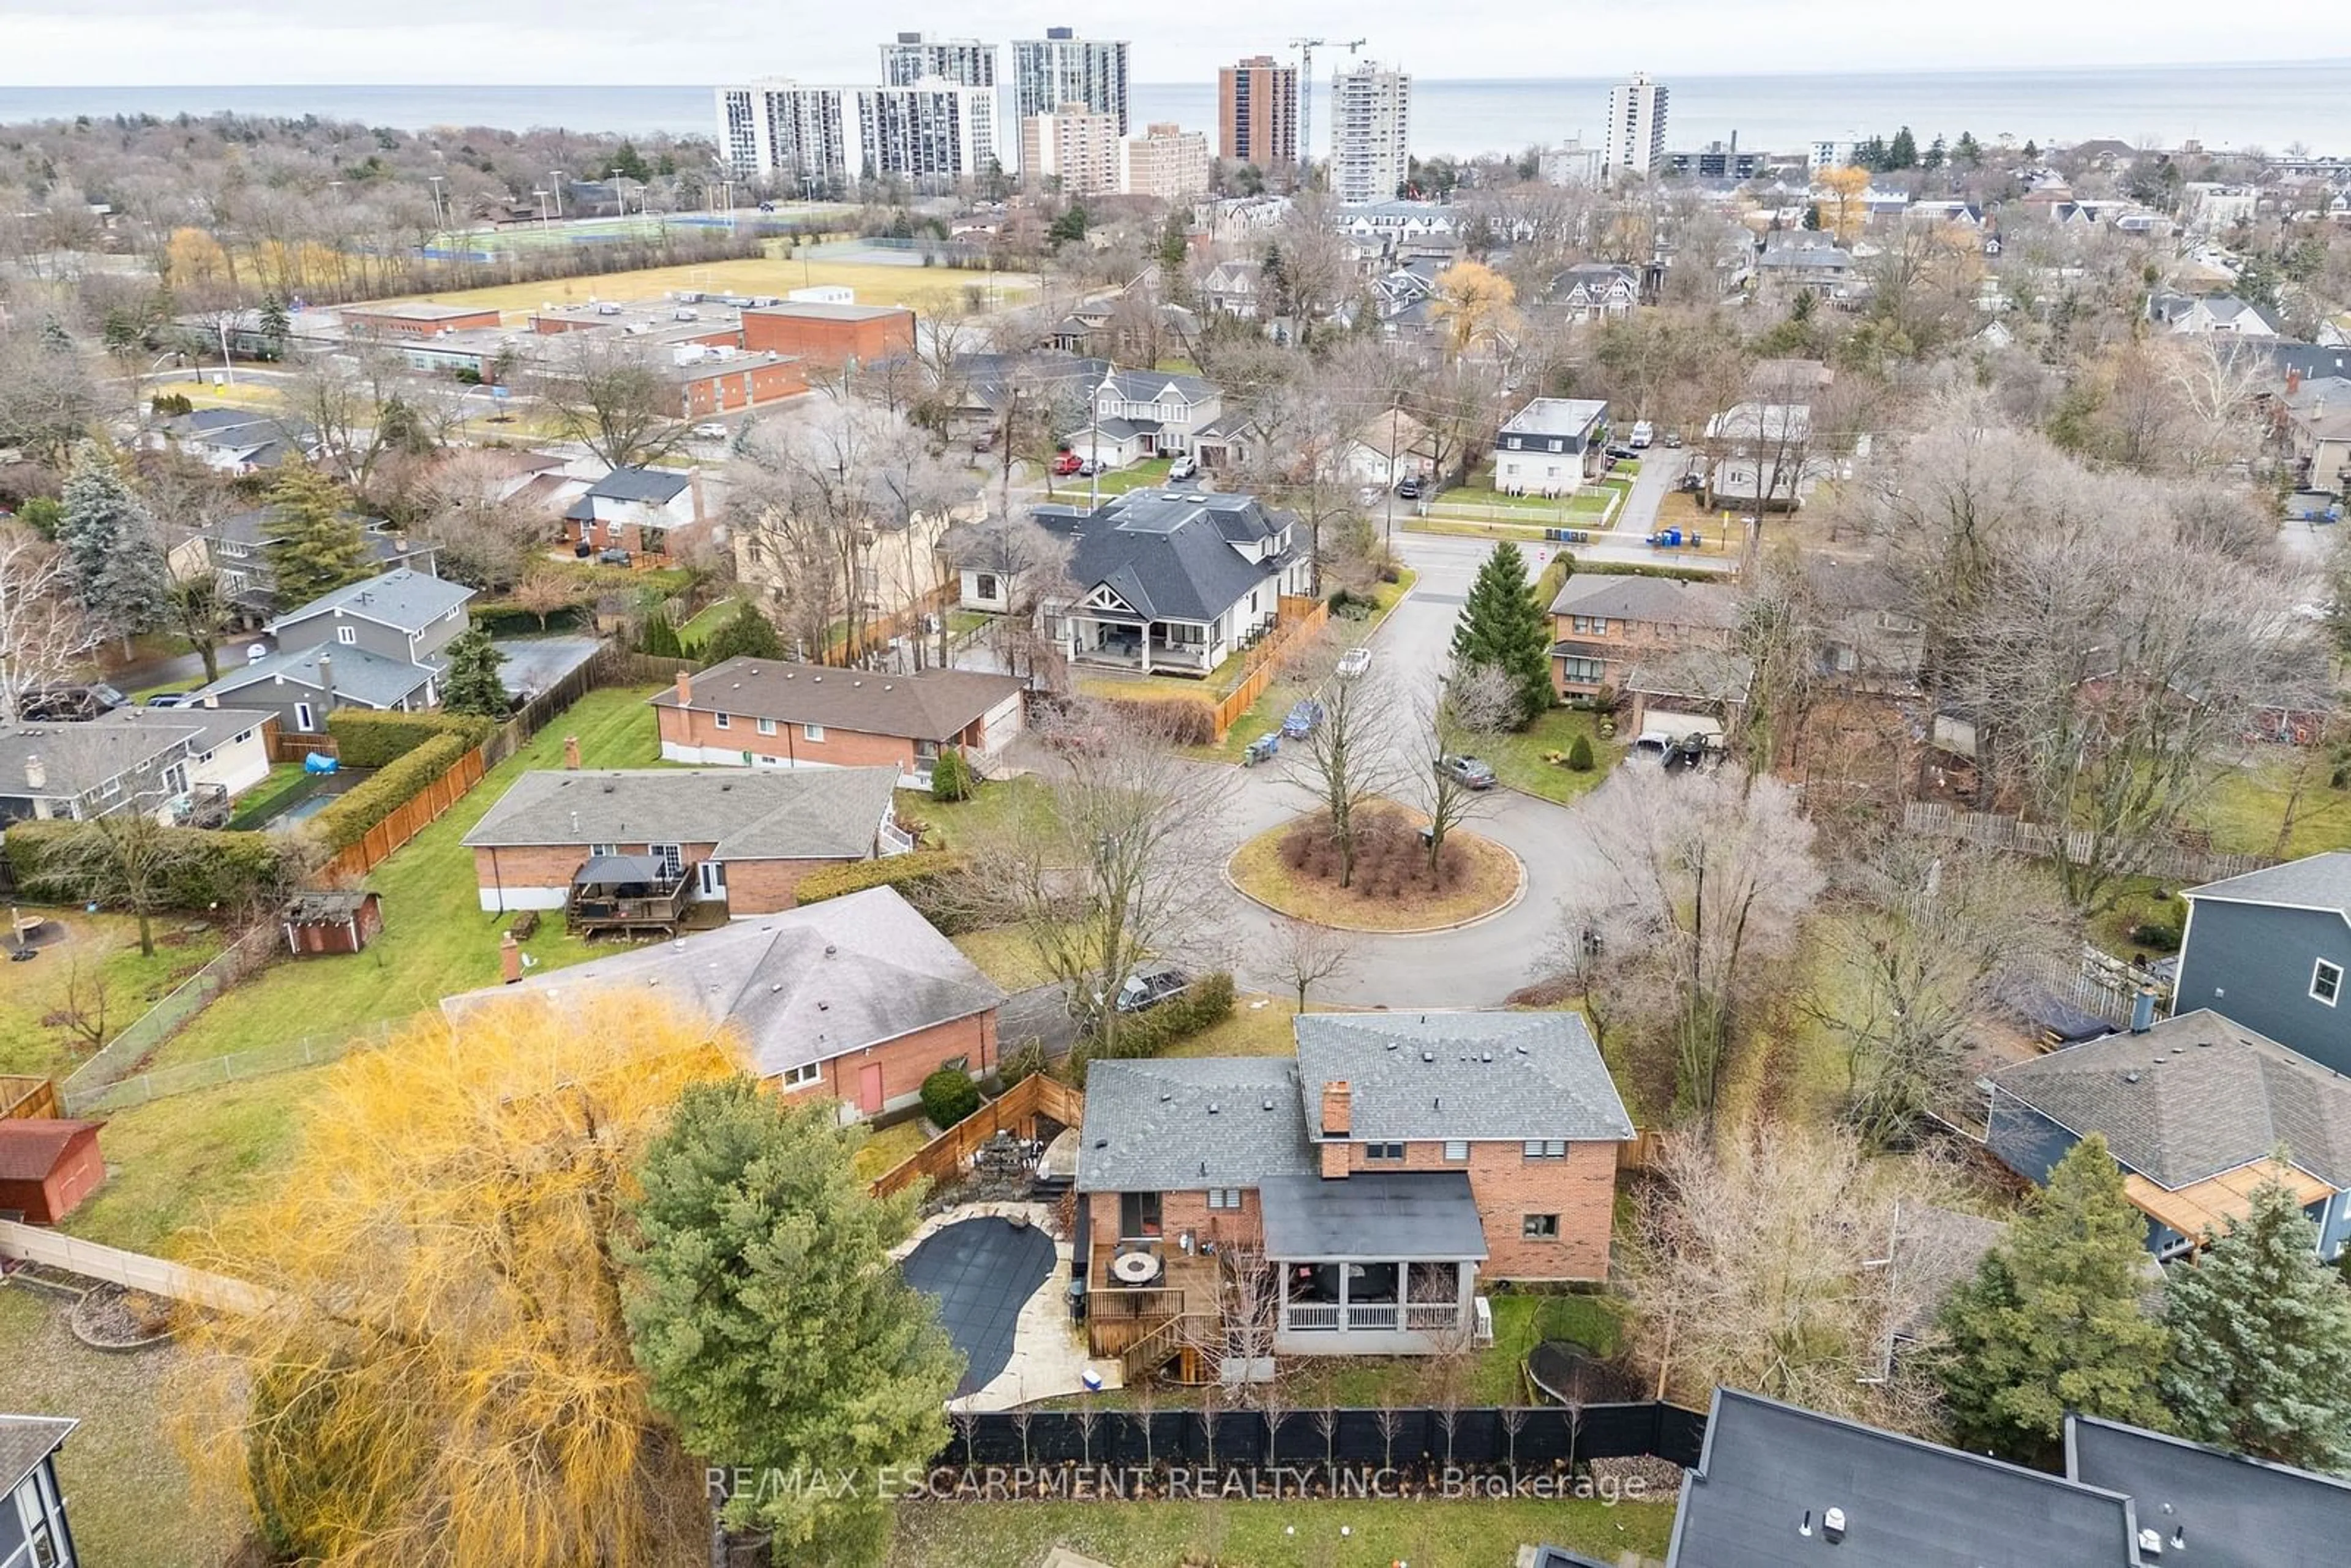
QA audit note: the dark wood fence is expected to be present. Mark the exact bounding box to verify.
[318,746,487,880]
[869,1073,1086,1200]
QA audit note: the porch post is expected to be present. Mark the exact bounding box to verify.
[1140,623,1152,673]
[1336,1259,1348,1334]
[1277,1261,1290,1333]
[1457,1260,1476,1330]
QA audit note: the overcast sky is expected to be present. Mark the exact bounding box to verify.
[10,2,2345,84]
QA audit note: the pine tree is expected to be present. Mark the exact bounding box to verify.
[1925,134,1948,171]
[701,602,786,665]
[1954,131,1983,168]
[438,626,509,718]
[2161,1175,2351,1472]
[263,466,373,610]
[622,1079,959,1567]
[1888,126,1919,169]
[1937,1136,2172,1466]
[56,440,166,649]
[1449,541,1554,729]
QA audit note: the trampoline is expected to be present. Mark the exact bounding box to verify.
[1525,1340,1640,1406]
[901,1217,1057,1397]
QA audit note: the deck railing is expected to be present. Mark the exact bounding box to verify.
[1283,1304,1341,1331]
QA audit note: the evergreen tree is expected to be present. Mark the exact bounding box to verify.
[639,609,684,659]
[263,466,373,610]
[622,1079,959,1567]
[257,293,290,359]
[700,602,786,666]
[1887,126,1919,170]
[2161,1174,2351,1472]
[1924,134,1948,171]
[56,440,166,648]
[438,626,509,718]
[2022,140,2040,160]
[1449,541,1554,729]
[1954,131,1983,167]
[1937,1136,2172,1466]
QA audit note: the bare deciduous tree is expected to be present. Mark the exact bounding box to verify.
[1267,917,1356,1013]
[1283,658,1401,890]
[1415,660,1515,873]
[534,331,689,472]
[0,523,98,724]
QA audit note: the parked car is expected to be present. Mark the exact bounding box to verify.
[1335,646,1372,678]
[1661,430,1684,448]
[1395,475,1424,500]
[1281,699,1326,739]
[1166,454,1199,482]
[1109,962,1191,1014]
[1605,445,1639,462]
[1052,451,1083,476]
[19,684,126,722]
[1630,421,1655,449]
[1437,753,1496,790]
[144,691,200,708]
[690,422,730,441]
[1077,458,1104,478]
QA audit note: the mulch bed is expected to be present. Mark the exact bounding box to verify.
[69,1283,176,1349]
[1278,808,1474,899]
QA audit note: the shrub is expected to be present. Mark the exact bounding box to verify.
[310,732,474,851]
[1091,970,1237,1059]
[920,1067,982,1130]
[1327,587,1378,620]
[2,821,300,913]
[930,748,974,803]
[997,1040,1049,1088]
[1565,733,1595,771]
[325,709,493,768]
[1098,696,1215,748]
[2128,920,2181,951]
[468,601,587,637]
[792,850,966,928]
[150,392,193,417]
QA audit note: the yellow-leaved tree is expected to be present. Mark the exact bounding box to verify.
[172,991,734,1567]
[1430,260,1521,358]
[1815,165,1872,242]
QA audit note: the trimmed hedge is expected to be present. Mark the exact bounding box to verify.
[1069,972,1238,1086]
[792,850,968,931]
[468,602,587,637]
[1099,696,1216,748]
[1575,560,1722,584]
[3,821,301,913]
[325,709,494,768]
[920,1067,982,1130]
[310,732,474,851]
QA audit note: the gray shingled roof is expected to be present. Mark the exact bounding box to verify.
[1292,1011,1635,1144]
[2186,851,2351,917]
[1987,1009,2351,1189]
[1063,490,1291,625]
[1669,1390,2139,1568]
[651,658,1026,740]
[460,767,897,861]
[587,466,692,504]
[1549,574,1741,629]
[195,643,438,709]
[1076,1058,1315,1193]
[267,568,474,635]
[0,707,272,798]
[445,885,1000,1080]
[0,1414,77,1496]
[1258,1171,1488,1262]
[2066,1416,2351,1568]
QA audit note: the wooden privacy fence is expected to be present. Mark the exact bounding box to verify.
[869,1073,1086,1201]
[319,745,486,880]
[0,1219,277,1316]
[1209,595,1331,740]
[1902,802,2274,887]
[0,1077,60,1122]
[270,730,336,764]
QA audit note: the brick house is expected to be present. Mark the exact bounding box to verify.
[652,661,1027,787]
[564,467,705,557]
[459,764,904,918]
[0,1119,107,1225]
[741,302,917,367]
[1548,573,1741,700]
[1075,1011,1632,1357]
[444,886,1001,1120]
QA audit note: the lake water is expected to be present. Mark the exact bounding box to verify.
[4,62,2349,157]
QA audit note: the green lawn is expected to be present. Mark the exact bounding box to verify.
[951,926,1059,992]
[0,910,222,1079]
[154,686,667,1069]
[1478,708,1623,805]
[223,762,318,829]
[2193,756,2351,860]
[1088,456,1174,497]
[1164,993,1307,1057]
[1196,569,1422,763]
[888,1495,1674,1568]
[852,1117,933,1181]
[896,776,1048,851]
[677,596,743,650]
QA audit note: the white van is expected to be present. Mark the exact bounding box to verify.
[1630,421,1655,449]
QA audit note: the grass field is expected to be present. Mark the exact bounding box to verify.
[0,912,223,1079]
[1480,708,1623,805]
[373,246,1036,321]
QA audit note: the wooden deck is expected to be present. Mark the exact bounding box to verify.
[1085,1242,1222,1364]
[566,879,694,938]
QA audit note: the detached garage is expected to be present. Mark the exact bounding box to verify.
[0,1119,107,1225]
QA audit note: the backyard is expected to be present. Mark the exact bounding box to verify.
[0,912,223,1079]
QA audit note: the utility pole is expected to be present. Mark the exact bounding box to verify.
[426,174,447,231]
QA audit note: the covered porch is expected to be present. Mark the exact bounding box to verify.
[566,853,693,937]
[1259,1172,1487,1356]
[1061,611,1221,676]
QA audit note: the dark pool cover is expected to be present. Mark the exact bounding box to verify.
[901,1217,1057,1397]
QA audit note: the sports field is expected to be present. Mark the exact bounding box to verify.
[373,245,1033,321]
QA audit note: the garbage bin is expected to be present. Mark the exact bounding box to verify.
[1067,1279,1088,1324]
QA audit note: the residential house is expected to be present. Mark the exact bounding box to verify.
[0,1413,80,1566]
[937,517,1046,615]
[564,467,705,557]
[1547,262,1640,322]
[1804,554,1923,686]
[0,1120,105,1226]
[460,763,904,919]
[1059,366,1224,468]
[1702,400,1816,506]
[146,408,318,474]
[2064,1414,2351,1568]
[1199,259,1264,319]
[1491,399,1609,497]
[936,350,1106,446]
[188,568,476,732]
[2174,853,2351,1076]
[1038,487,1308,675]
[1755,233,1856,300]
[1984,1007,2351,1261]
[2147,291,2279,337]
[1547,574,1740,700]
[650,660,1027,784]
[1074,1011,1633,1359]
[446,885,1000,1121]
[0,706,276,826]
[1336,407,1437,489]
[2279,374,2351,493]
[168,503,441,620]
[1622,650,1754,743]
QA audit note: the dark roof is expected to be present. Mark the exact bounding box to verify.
[446,885,999,1079]
[1624,649,1756,703]
[0,707,272,798]
[2185,851,2351,917]
[282,888,376,923]
[0,1119,103,1182]
[1550,574,1740,629]
[1668,1389,2139,1568]
[1258,1171,1488,1261]
[1060,489,1292,624]
[1076,1058,1315,1193]
[1987,1010,2351,1190]
[197,643,439,710]
[2065,1415,2351,1568]
[1292,1011,1633,1144]
[574,853,673,884]
[586,465,692,504]
[651,658,1026,740]
[461,767,897,861]
[0,1415,77,1497]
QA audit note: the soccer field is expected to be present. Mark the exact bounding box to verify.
[372,246,1035,321]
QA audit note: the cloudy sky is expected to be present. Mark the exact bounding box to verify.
[10,0,2344,83]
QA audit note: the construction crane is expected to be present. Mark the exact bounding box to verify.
[1291,36,1367,184]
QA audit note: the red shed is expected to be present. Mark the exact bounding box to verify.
[0,1119,106,1225]
[282,889,384,956]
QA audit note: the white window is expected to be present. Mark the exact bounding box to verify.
[1207,1188,1243,1209]
[293,700,316,732]
[648,843,684,877]
[336,625,358,645]
[588,842,618,857]
[714,711,731,730]
[803,724,825,741]
[756,717,777,736]
[780,1062,822,1090]
[2315,959,2344,1007]
[1523,1139,1567,1160]
[1444,1139,1469,1163]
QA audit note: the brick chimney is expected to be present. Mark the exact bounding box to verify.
[1320,1080,1352,1136]
[2288,366,2304,396]
[563,734,582,770]
[674,669,692,708]
[500,930,523,985]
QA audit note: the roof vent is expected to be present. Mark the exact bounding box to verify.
[1481,1052,1492,1063]
[1422,1051,1435,1062]
[1207,1102,1220,1114]
[1160,1091,1172,1102]
[1386,1041,1399,1051]
[1093,1138,1108,1149]
[817,1000,829,1011]
[1262,1098,1273,1111]
[2123,1071,2142,1084]
[2138,1528,2164,1557]
[1823,1508,1847,1545]
[1199,1160,1207,1177]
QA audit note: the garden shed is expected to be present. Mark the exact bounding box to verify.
[282,888,384,956]
[0,1118,106,1225]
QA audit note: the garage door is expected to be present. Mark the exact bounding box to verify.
[1641,710,1725,743]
